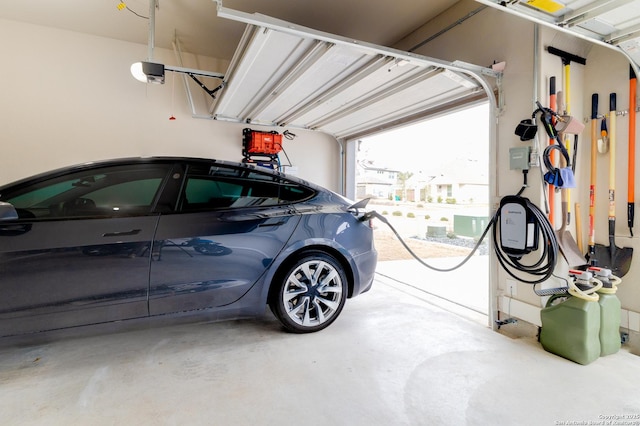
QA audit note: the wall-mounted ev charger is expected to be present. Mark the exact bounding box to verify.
[499,195,539,258]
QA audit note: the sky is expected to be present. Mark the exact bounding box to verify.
[358,102,490,175]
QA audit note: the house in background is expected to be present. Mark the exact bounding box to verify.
[356,146,488,205]
[356,161,399,200]
[357,163,488,206]
[416,159,489,204]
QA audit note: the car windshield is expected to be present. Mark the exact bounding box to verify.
[1,165,171,218]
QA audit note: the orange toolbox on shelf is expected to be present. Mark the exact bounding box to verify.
[243,129,282,155]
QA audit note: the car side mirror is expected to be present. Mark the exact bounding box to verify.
[0,202,19,221]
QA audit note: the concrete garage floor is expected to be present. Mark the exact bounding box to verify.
[1,274,640,425]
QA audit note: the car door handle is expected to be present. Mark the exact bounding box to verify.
[102,229,141,237]
[258,221,286,228]
[0,223,32,236]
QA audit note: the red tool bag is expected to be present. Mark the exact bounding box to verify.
[243,129,282,155]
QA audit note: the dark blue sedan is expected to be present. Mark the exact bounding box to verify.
[0,157,377,336]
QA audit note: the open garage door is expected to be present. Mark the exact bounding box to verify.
[211,7,500,141]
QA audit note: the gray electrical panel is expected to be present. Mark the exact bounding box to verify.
[509,146,531,170]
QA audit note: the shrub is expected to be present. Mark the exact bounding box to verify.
[447,232,457,239]
[437,196,443,203]
[424,215,431,220]
[407,212,415,218]
[417,203,424,208]
[446,198,457,204]
[392,211,403,216]
[440,217,448,221]
[427,196,433,203]
[382,211,388,215]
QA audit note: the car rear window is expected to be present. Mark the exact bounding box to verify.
[180,164,315,211]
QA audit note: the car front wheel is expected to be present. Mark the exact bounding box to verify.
[270,252,348,333]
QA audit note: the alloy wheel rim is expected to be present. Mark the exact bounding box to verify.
[282,260,343,327]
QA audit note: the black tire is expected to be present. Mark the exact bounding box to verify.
[270,251,348,333]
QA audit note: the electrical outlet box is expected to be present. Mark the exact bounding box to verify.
[506,279,518,297]
[509,146,531,170]
[282,165,298,175]
[529,149,540,167]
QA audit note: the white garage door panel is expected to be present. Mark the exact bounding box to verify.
[214,28,319,119]
[213,8,497,140]
[305,69,459,129]
[319,73,484,137]
[250,45,384,125]
[290,64,437,128]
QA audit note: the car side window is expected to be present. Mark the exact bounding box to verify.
[3,165,171,219]
[180,164,315,212]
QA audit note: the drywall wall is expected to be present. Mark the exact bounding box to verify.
[0,18,341,191]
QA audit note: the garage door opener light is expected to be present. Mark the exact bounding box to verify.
[131,61,165,84]
[130,0,224,96]
[130,61,224,89]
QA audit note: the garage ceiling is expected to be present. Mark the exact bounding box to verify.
[478,0,640,69]
[0,0,460,61]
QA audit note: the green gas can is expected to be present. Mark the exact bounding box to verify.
[597,291,621,356]
[539,295,601,365]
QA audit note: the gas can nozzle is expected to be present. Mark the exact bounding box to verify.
[587,266,612,278]
[569,269,593,281]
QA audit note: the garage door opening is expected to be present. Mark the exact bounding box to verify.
[355,101,490,316]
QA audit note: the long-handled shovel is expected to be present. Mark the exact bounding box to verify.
[628,65,636,237]
[594,93,633,276]
[587,94,599,264]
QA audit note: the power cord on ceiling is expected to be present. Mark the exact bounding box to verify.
[116,2,149,19]
[275,131,297,169]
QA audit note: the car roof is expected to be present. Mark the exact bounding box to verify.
[0,157,321,193]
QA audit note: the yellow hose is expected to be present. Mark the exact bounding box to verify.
[597,274,622,294]
[568,277,602,302]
